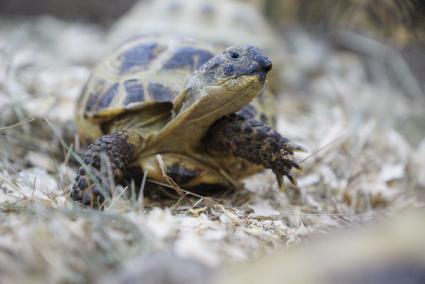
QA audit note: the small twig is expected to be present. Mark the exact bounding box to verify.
[64,142,74,168]
[130,179,137,205]
[171,192,190,211]
[31,176,37,198]
[0,118,35,131]
[137,169,148,210]
[156,154,184,195]
[108,186,129,210]
[100,152,116,198]
[300,133,348,164]
[147,179,220,205]
[0,174,26,197]
[191,198,205,209]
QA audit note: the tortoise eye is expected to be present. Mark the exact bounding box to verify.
[228,51,240,60]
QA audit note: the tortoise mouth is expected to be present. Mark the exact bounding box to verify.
[217,71,266,87]
[254,70,268,84]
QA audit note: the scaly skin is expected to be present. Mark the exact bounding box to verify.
[71,132,135,208]
[205,107,304,185]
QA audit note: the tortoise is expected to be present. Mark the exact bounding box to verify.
[71,36,304,208]
[108,0,286,92]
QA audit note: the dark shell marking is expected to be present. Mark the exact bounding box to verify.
[84,80,107,113]
[163,47,214,72]
[119,43,159,74]
[124,79,145,105]
[96,83,119,110]
[148,82,176,102]
[85,94,98,114]
[166,163,199,185]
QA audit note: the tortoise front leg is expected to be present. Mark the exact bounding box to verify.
[205,110,306,187]
[71,132,135,208]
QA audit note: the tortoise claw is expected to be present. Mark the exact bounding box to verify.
[286,173,297,186]
[285,142,308,153]
[274,172,297,191]
[274,166,298,192]
[287,158,303,171]
[275,173,285,192]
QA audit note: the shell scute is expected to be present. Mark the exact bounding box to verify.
[148,82,176,102]
[84,79,107,113]
[162,47,214,71]
[123,79,145,106]
[119,42,159,74]
[79,37,217,122]
[96,83,119,110]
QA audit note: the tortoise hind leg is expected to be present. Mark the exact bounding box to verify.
[71,132,135,208]
[205,110,306,187]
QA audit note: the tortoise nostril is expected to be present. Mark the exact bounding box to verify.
[264,62,272,72]
[255,55,272,72]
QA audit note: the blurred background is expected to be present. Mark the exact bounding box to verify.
[1,0,424,93]
[0,1,425,283]
[0,0,137,23]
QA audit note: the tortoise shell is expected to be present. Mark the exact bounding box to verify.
[76,36,217,141]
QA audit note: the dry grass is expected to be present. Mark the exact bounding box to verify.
[0,16,424,283]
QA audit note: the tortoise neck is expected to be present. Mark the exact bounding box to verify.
[173,72,207,115]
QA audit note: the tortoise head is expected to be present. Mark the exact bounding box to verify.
[198,45,272,84]
[174,45,272,117]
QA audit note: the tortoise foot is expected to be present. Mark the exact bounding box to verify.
[71,132,134,209]
[206,111,306,187]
